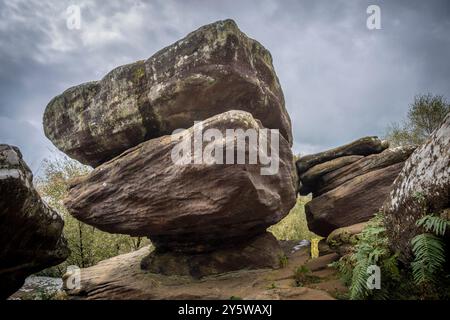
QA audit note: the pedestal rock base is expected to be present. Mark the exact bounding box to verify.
[63,239,345,300]
[141,233,282,278]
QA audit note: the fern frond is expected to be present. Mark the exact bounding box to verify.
[411,233,446,285]
[350,258,370,300]
[382,254,400,280]
[416,214,449,236]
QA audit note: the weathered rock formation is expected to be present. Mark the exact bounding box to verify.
[296,137,415,236]
[311,145,417,196]
[0,145,69,299]
[326,223,367,256]
[43,20,298,280]
[140,233,283,278]
[44,19,292,167]
[296,136,389,174]
[383,113,450,263]
[63,243,343,300]
[65,111,297,256]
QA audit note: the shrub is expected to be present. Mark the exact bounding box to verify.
[269,196,317,241]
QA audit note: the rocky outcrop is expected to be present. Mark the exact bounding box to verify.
[296,136,389,174]
[296,137,415,236]
[63,243,343,300]
[299,155,363,195]
[305,161,405,236]
[0,145,69,299]
[43,19,292,167]
[43,20,298,281]
[64,111,297,255]
[383,113,450,263]
[312,146,416,196]
[326,223,367,256]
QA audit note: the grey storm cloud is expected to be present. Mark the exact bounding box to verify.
[0,0,449,173]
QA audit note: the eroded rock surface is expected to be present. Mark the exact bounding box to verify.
[0,145,69,299]
[64,111,297,253]
[383,113,450,262]
[296,138,415,236]
[44,19,292,167]
[296,136,389,174]
[326,223,367,256]
[63,244,343,300]
[141,233,283,278]
[312,145,416,196]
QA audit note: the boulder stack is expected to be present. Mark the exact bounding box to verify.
[44,20,297,277]
[44,19,292,167]
[296,137,416,236]
[0,145,69,299]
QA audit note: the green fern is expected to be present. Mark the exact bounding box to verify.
[338,214,399,300]
[349,258,370,299]
[411,213,448,286]
[334,209,449,299]
[416,214,450,236]
[411,233,446,285]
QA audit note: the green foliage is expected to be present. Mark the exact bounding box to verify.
[278,254,289,268]
[411,214,448,287]
[267,283,277,290]
[329,255,353,285]
[334,210,450,300]
[269,196,317,241]
[385,93,450,146]
[332,214,400,300]
[411,234,445,285]
[294,265,320,287]
[416,214,450,237]
[36,157,150,276]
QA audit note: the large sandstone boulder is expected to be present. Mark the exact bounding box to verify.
[305,161,405,236]
[296,138,415,237]
[383,113,450,262]
[0,145,69,299]
[64,111,297,254]
[44,19,292,167]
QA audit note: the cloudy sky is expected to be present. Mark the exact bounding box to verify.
[1,0,449,174]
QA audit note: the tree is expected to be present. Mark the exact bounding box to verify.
[385,94,450,147]
[36,157,150,276]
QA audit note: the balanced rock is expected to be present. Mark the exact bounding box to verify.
[64,111,297,255]
[44,19,292,167]
[0,145,69,299]
[296,138,415,236]
[383,113,450,263]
